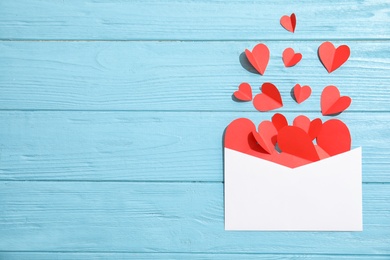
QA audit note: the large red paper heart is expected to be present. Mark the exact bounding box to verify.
[234,82,252,101]
[272,113,288,132]
[321,85,351,115]
[293,84,311,104]
[318,41,350,73]
[224,118,257,155]
[253,83,283,112]
[282,48,302,67]
[293,115,322,140]
[280,13,296,33]
[278,126,320,162]
[245,44,270,75]
[317,119,351,156]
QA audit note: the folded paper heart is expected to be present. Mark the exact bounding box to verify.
[318,41,350,73]
[293,84,311,104]
[317,119,351,156]
[293,115,322,140]
[234,82,252,101]
[282,48,302,67]
[245,44,270,75]
[321,85,351,115]
[272,113,288,132]
[278,126,320,162]
[253,83,283,112]
[225,118,311,168]
[280,13,296,33]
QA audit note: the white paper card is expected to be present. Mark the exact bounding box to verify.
[224,147,362,231]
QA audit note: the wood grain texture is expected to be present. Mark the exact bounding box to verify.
[0,41,389,111]
[0,0,389,41]
[1,0,389,258]
[0,182,389,253]
[0,111,388,182]
[1,252,389,260]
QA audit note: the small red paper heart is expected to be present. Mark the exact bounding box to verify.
[272,113,288,132]
[253,83,283,112]
[258,120,278,152]
[321,85,351,115]
[293,84,311,104]
[234,82,252,101]
[251,130,272,154]
[293,115,322,140]
[317,119,351,156]
[318,41,350,73]
[278,126,320,162]
[282,48,302,67]
[280,13,296,33]
[245,43,270,75]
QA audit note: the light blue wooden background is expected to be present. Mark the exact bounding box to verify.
[1,0,389,259]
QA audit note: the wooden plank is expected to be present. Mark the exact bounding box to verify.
[1,252,389,260]
[0,111,388,182]
[0,41,389,111]
[0,181,389,253]
[0,0,389,40]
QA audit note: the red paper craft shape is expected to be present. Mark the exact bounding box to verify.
[245,44,270,75]
[225,118,313,168]
[272,113,288,132]
[280,13,296,33]
[278,126,320,162]
[318,42,350,73]
[293,84,311,104]
[234,82,252,101]
[283,48,302,67]
[293,115,322,140]
[258,120,278,152]
[317,119,351,156]
[321,85,351,115]
[253,83,283,112]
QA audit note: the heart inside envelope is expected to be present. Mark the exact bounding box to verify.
[225,117,351,168]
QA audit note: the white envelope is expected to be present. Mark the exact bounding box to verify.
[224,147,362,231]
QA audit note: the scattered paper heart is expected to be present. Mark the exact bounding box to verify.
[317,119,351,156]
[293,115,322,140]
[318,41,350,73]
[234,82,252,101]
[253,83,283,112]
[280,13,296,33]
[321,85,351,115]
[272,113,288,132]
[283,48,302,67]
[245,43,270,75]
[293,84,311,104]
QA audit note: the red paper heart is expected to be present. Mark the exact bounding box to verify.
[251,131,273,154]
[293,84,311,104]
[225,118,317,168]
[224,118,257,155]
[280,13,296,33]
[258,120,278,152]
[282,48,302,67]
[234,82,252,101]
[293,115,322,140]
[272,113,288,132]
[317,119,351,156]
[278,126,320,162]
[318,41,350,73]
[253,83,283,112]
[321,85,351,115]
[245,43,270,75]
